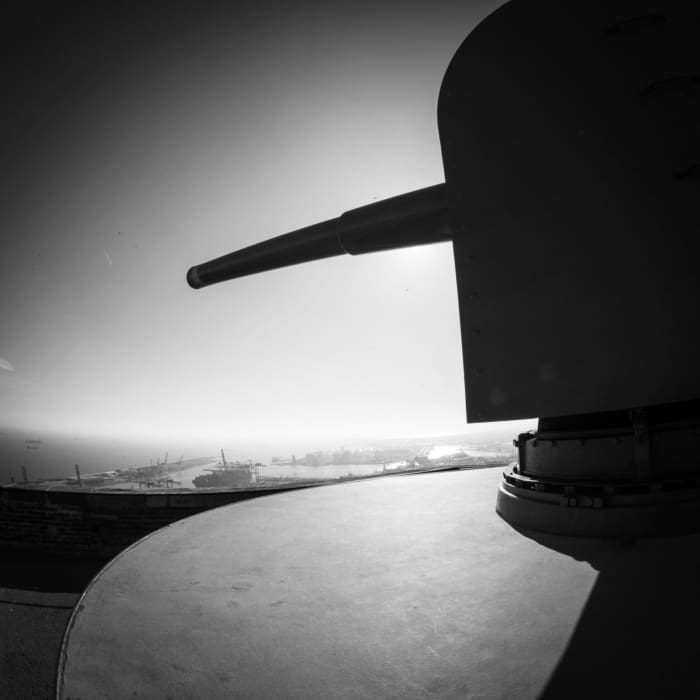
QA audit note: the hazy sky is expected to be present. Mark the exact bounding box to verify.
[0,0,533,444]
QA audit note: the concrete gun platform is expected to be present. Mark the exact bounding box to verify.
[58,467,700,699]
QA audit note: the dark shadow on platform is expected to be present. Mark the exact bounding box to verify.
[513,527,700,699]
[0,547,110,593]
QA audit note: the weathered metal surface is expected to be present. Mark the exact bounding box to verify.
[439,0,700,421]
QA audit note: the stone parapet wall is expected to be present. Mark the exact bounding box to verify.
[0,485,309,556]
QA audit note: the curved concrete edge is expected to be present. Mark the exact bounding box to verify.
[54,522,166,700]
[3,466,481,557]
[51,473,416,699]
[52,483,283,700]
[496,478,700,538]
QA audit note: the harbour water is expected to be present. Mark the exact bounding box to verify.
[0,431,400,488]
[0,428,515,488]
[107,461,400,490]
[0,430,203,485]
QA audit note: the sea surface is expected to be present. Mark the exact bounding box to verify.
[0,428,511,488]
[146,461,398,489]
[0,430,405,487]
[0,429,229,486]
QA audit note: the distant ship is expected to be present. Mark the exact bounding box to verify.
[192,449,262,488]
[192,467,256,488]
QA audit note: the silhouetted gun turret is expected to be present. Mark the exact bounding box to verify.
[188,0,700,539]
[187,184,450,288]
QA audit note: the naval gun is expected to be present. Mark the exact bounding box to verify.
[189,0,700,538]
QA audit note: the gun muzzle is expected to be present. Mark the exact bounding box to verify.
[187,183,450,289]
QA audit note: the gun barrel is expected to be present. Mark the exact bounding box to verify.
[186,219,342,289]
[187,183,450,289]
[338,183,450,255]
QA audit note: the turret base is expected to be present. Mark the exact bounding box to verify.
[497,401,700,537]
[497,467,700,538]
